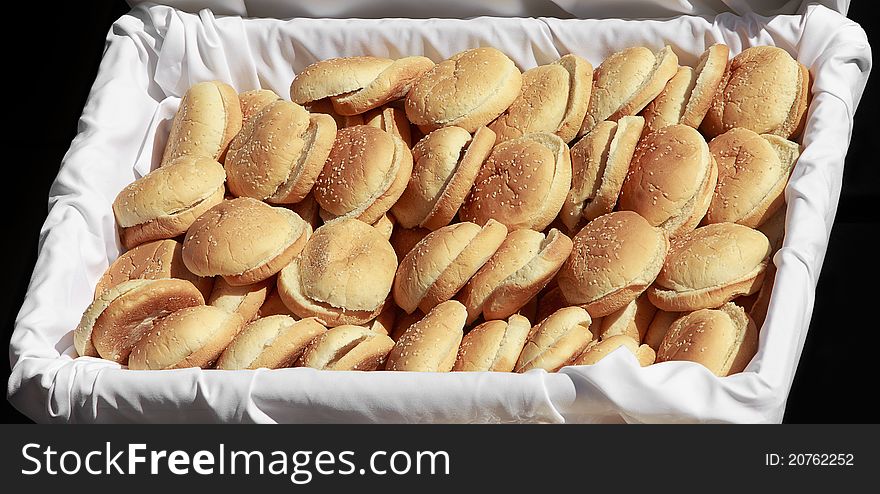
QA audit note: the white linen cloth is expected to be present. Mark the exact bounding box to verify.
[7,3,870,423]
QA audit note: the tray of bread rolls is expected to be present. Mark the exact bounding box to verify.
[8,3,870,423]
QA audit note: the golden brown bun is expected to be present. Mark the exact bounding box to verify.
[161,81,243,167]
[385,300,467,372]
[314,125,413,225]
[368,302,398,336]
[701,46,804,138]
[573,335,655,366]
[392,126,494,230]
[257,288,296,318]
[515,306,593,373]
[580,46,678,135]
[208,276,271,323]
[128,305,245,370]
[618,124,717,238]
[113,155,226,249]
[597,294,656,342]
[291,56,394,104]
[460,132,571,231]
[364,105,413,147]
[238,89,281,127]
[405,48,522,132]
[389,309,424,342]
[298,324,395,370]
[562,116,644,232]
[489,54,592,143]
[94,239,213,301]
[453,314,531,372]
[182,197,311,285]
[372,212,395,240]
[329,57,435,115]
[216,316,325,370]
[643,310,681,351]
[74,279,204,363]
[389,226,431,261]
[458,228,572,324]
[536,286,570,323]
[656,302,757,376]
[392,220,507,314]
[277,218,397,326]
[705,128,799,227]
[558,211,669,317]
[779,62,811,140]
[648,223,770,311]
[305,98,366,128]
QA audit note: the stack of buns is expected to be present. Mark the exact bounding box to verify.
[77,42,807,381]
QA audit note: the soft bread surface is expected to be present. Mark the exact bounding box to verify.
[161,80,242,167]
[385,300,467,372]
[238,89,281,127]
[291,56,395,104]
[573,335,655,366]
[216,316,325,370]
[329,56,435,115]
[515,306,593,373]
[299,325,395,370]
[597,294,657,342]
[364,106,414,147]
[453,314,531,372]
[208,277,271,323]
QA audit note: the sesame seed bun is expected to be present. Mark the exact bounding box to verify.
[160,81,242,167]
[372,212,395,239]
[216,316,326,370]
[277,218,397,326]
[392,126,494,230]
[113,155,226,249]
[290,56,395,105]
[74,278,204,363]
[453,314,531,372]
[305,98,366,128]
[181,197,311,285]
[128,305,245,370]
[393,220,507,314]
[298,324,395,371]
[238,89,280,127]
[389,226,431,261]
[364,105,414,147]
[643,309,681,351]
[385,300,467,372]
[656,302,757,376]
[515,306,593,373]
[257,288,296,319]
[618,124,717,238]
[558,211,668,317]
[328,56,435,115]
[648,223,770,311]
[597,294,657,342]
[460,132,572,231]
[207,276,271,323]
[572,335,655,366]
[405,47,522,132]
[94,239,213,301]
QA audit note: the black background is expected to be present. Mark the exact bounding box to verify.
[4,1,877,423]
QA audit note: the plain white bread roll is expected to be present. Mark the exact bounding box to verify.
[656,302,758,376]
[298,325,395,371]
[557,211,669,318]
[572,335,655,366]
[160,80,243,167]
[458,228,573,324]
[453,314,531,372]
[385,300,467,372]
[515,306,593,373]
[405,47,523,132]
[238,89,281,127]
[460,132,572,231]
[392,126,495,230]
[207,276,271,323]
[74,279,204,362]
[392,220,507,314]
[182,197,311,286]
[216,316,326,370]
[597,294,657,342]
[128,305,245,370]
[648,222,770,311]
[579,46,678,136]
[112,155,226,249]
[277,218,397,326]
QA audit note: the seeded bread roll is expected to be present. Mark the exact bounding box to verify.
[643,310,681,352]
[515,306,594,373]
[298,324,395,371]
[314,125,414,225]
[405,47,523,132]
[453,314,532,372]
[306,98,366,128]
[701,46,810,139]
[460,132,572,231]
[226,100,337,204]
[573,335,655,366]
[94,239,213,301]
[389,226,431,261]
[113,155,226,249]
[74,279,204,363]
[372,212,395,239]
[597,294,657,342]
[489,54,592,143]
[704,128,799,227]
[257,288,297,319]
[216,316,326,370]
[579,46,678,136]
[648,223,770,311]
[129,305,245,370]
[618,124,718,237]
[536,286,570,324]
[392,126,495,230]
[385,300,467,372]
[458,228,573,324]
[208,277,271,323]
[558,211,668,318]
[393,220,507,314]
[160,80,243,167]
[182,197,311,286]
[656,302,758,376]
[364,105,414,147]
[238,89,281,127]
[277,218,397,327]
[561,115,644,232]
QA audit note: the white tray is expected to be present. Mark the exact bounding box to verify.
[7,3,871,423]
